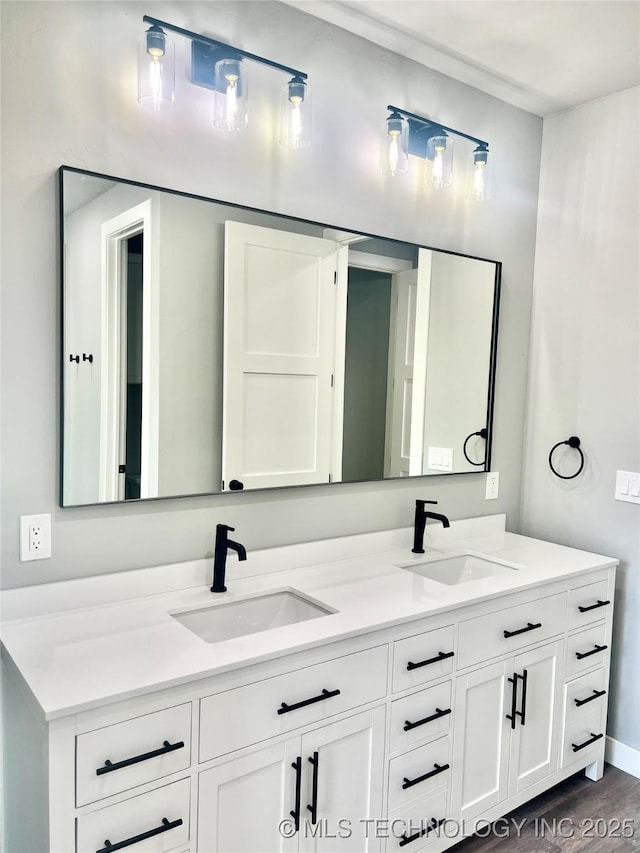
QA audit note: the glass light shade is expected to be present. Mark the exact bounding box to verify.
[280,77,311,148]
[425,135,453,189]
[213,58,248,131]
[137,29,175,110]
[380,114,408,176]
[466,148,493,201]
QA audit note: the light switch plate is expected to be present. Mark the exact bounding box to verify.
[20,513,52,561]
[428,447,453,472]
[615,470,640,504]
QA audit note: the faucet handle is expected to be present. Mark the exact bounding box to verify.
[216,523,235,535]
[416,499,438,509]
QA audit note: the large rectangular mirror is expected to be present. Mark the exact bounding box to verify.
[60,167,500,506]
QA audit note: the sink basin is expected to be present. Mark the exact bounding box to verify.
[170,589,334,643]
[398,553,520,585]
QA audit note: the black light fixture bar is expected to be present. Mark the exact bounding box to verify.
[143,15,307,80]
[387,104,488,150]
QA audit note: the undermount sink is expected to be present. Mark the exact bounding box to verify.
[398,553,521,585]
[170,589,334,643]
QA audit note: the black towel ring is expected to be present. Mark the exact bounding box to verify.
[548,436,584,479]
[463,428,488,466]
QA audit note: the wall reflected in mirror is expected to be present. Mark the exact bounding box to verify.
[60,167,500,506]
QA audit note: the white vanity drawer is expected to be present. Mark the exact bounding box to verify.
[562,706,606,769]
[388,735,451,814]
[76,777,190,853]
[392,625,455,693]
[457,592,567,669]
[566,623,609,678]
[568,579,612,630]
[76,703,192,806]
[389,681,452,754]
[385,787,448,852]
[199,645,388,761]
[564,669,608,727]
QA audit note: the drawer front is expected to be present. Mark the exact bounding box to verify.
[568,579,612,630]
[388,735,451,814]
[566,624,609,678]
[562,706,606,769]
[76,778,190,853]
[385,788,448,852]
[200,645,388,761]
[76,704,192,807]
[390,681,452,755]
[457,592,567,669]
[392,626,455,694]
[564,669,608,727]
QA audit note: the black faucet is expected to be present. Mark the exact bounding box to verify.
[412,500,450,554]
[211,524,247,592]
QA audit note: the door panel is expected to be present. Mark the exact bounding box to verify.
[223,221,337,490]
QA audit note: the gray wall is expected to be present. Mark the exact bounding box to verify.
[521,87,640,754]
[0,0,541,587]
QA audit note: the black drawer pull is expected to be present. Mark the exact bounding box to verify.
[96,740,185,776]
[97,817,182,852]
[406,650,454,671]
[402,762,450,790]
[576,644,607,660]
[578,599,610,613]
[290,757,302,832]
[404,707,451,732]
[503,621,542,639]
[399,817,444,847]
[277,688,340,715]
[572,732,603,753]
[307,751,319,825]
[575,688,607,707]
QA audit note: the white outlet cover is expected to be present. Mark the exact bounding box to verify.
[486,472,500,500]
[20,513,52,561]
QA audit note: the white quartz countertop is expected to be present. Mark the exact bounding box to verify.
[0,515,617,720]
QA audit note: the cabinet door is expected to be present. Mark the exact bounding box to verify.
[299,707,385,853]
[508,641,563,796]
[451,660,510,822]
[198,740,299,853]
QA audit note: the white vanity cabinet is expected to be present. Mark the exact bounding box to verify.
[1,546,616,853]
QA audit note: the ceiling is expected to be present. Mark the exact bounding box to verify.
[282,0,640,116]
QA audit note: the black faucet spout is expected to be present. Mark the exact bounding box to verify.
[412,500,450,554]
[211,524,247,593]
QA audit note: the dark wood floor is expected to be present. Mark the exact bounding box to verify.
[454,766,640,851]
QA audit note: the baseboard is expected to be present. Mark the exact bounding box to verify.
[606,736,640,778]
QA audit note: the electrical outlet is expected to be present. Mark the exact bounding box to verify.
[20,513,52,561]
[486,472,499,500]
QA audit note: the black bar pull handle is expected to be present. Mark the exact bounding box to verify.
[503,622,542,639]
[96,740,185,776]
[402,762,450,790]
[97,817,183,853]
[578,599,610,613]
[519,669,528,726]
[575,688,607,707]
[399,818,444,847]
[278,688,341,715]
[576,644,608,660]
[406,650,454,671]
[506,672,518,730]
[290,757,302,832]
[404,707,451,732]
[307,751,319,825]
[69,354,80,363]
[571,732,604,753]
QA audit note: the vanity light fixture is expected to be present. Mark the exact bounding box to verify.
[381,105,493,200]
[138,15,310,146]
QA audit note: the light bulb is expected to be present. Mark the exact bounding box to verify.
[426,134,452,189]
[380,112,408,176]
[280,77,311,148]
[466,146,492,201]
[214,58,248,131]
[137,26,175,110]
